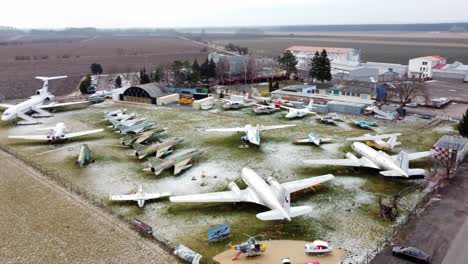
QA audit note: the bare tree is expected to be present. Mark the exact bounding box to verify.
[433,136,466,180]
[246,58,257,84]
[216,57,230,85]
[387,78,429,106]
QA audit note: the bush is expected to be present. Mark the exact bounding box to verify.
[79,75,92,94]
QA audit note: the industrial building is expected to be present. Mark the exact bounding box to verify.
[408,56,447,78]
[432,61,468,83]
[286,46,362,72]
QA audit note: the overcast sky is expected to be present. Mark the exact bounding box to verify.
[2,0,468,29]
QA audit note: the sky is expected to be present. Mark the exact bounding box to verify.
[2,0,468,29]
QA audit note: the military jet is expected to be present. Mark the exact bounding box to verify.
[8,122,103,143]
[118,121,155,135]
[104,109,127,121]
[294,133,333,146]
[205,124,295,145]
[353,120,379,129]
[144,148,204,175]
[121,128,166,146]
[109,185,171,208]
[133,137,184,159]
[170,167,334,221]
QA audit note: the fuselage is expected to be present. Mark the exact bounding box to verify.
[241,168,290,220]
[47,123,67,141]
[352,142,405,175]
[1,94,50,121]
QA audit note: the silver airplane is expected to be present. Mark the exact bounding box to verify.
[144,148,204,175]
[8,122,103,143]
[133,137,184,159]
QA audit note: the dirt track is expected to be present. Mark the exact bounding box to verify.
[0,149,179,263]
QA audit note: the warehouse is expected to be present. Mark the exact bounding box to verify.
[121,83,169,104]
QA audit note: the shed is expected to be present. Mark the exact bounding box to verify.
[193,96,214,110]
[122,83,169,104]
[328,101,367,115]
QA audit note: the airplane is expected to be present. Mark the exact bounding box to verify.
[133,137,184,159]
[205,124,296,146]
[144,148,204,175]
[170,167,334,221]
[347,133,402,151]
[302,142,432,178]
[8,122,103,143]
[89,90,113,100]
[294,133,334,146]
[111,117,146,131]
[108,113,137,127]
[109,185,171,208]
[118,121,155,135]
[253,103,280,115]
[221,95,253,110]
[353,120,378,129]
[121,128,166,146]
[0,76,90,125]
[280,100,316,119]
[104,109,127,120]
[316,115,338,125]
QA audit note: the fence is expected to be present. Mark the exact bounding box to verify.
[0,143,204,263]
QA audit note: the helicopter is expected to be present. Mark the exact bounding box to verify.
[230,233,267,261]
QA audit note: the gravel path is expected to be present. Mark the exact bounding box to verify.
[0,149,179,264]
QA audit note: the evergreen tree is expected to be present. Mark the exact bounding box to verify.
[320,50,332,82]
[200,59,210,80]
[309,51,321,81]
[79,74,92,94]
[268,81,273,92]
[90,63,103,75]
[115,75,122,88]
[139,68,151,84]
[208,58,217,79]
[191,60,201,83]
[274,82,280,89]
[152,67,162,82]
[458,109,468,137]
[277,51,297,76]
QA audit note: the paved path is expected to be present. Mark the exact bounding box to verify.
[371,160,468,264]
[0,149,179,264]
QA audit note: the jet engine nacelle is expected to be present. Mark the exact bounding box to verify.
[266,177,282,191]
[345,152,359,161]
[228,182,242,199]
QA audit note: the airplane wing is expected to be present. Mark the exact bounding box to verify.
[170,187,263,205]
[174,157,192,175]
[142,192,171,200]
[393,151,432,161]
[39,101,90,109]
[0,103,14,110]
[281,174,334,193]
[8,135,49,141]
[279,105,294,111]
[109,193,138,201]
[347,133,402,141]
[302,156,379,169]
[64,129,104,139]
[205,127,248,132]
[156,144,172,158]
[295,138,310,143]
[259,124,296,131]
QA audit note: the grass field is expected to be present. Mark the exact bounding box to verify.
[210,33,468,64]
[0,36,210,99]
[0,100,456,263]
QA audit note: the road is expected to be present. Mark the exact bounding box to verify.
[425,81,468,103]
[371,160,468,264]
[0,149,180,263]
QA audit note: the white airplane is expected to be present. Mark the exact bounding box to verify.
[0,76,89,125]
[302,142,432,178]
[347,133,402,151]
[8,122,104,143]
[205,124,296,145]
[170,167,334,221]
[109,185,171,208]
[295,133,333,146]
[221,94,253,110]
[280,100,316,119]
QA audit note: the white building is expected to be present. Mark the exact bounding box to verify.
[408,56,447,78]
[286,46,361,71]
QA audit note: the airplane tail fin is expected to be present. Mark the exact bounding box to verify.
[307,99,314,110]
[35,76,67,91]
[396,151,409,172]
[387,135,401,149]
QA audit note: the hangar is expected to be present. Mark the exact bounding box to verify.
[121,83,169,104]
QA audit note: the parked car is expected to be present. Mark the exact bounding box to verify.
[406,102,418,108]
[392,246,431,263]
[282,257,291,264]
